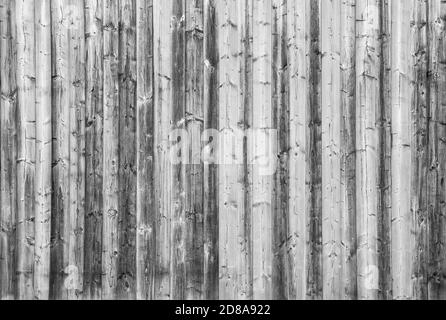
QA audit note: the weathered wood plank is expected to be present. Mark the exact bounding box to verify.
[15,0,36,300]
[356,0,380,300]
[50,0,85,300]
[251,0,273,300]
[241,0,254,300]
[69,0,86,300]
[50,0,70,299]
[50,0,71,299]
[203,0,219,300]
[170,0,187,300]
[340,0,357,300]
[117,0,137,300]
[0,0,18,300]
[102,0,120,300]
[135,0,155,301]
[321,0,343,300]
[84,0,104,300]
[34,0,52,300]
[307,0,323,300]
[217,0,252,300]
[185,0,204,301]
[391,0,417,300]
[378,0,393,300]
[428,0,446,300]
[153,0,173,300]
[411,0,429,300]
[272,0,288,300]
[286,0,313,300]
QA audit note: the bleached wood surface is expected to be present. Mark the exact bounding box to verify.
[0,0,445,300]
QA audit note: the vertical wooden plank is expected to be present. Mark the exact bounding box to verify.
[69,0,86,300]
[15,0,36,300]
[50,0,86,300]
[321,0,342,300]
[203,0,219,300]
[391,0,430,300]
[272,0,288,300]
[320,0,360,300]
[251,0,273,300]
[307,0,323,300]
[0,0,18,300]
[216,0,229,299]
[49,1,64,299]
[391,0,416,300]
[428,0,446,300]
[102,0,120,300]
[217,0,251,300]
[340,0,357,300]
[378,0,393,300]
[242,0,254,300]
[71,0,86,300]
[291,0,311,299]
[356,0,380,300]
[435,0,446,300]
[170,0,187,300]
[286,0,313,300]
[34,0,52,300]
[217,0,233,299]
[136,0,155,300]
[50,0,70,299]
[153,0,173,300]
[411,0,429,300]
[84,0,104,300]
[117,0,137,300]
[185,0,204,300]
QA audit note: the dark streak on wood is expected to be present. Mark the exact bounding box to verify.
[307,0,323,300]
[272,0,289,301]
[117,0,137,300]
[412,0,429,300]
[185,0,204,300]
[84,0,104,300]
[136,0,155,300]
[203,0,219,300]
[378,0,393,300]
[171,0,186,300]
[242,0,254,300]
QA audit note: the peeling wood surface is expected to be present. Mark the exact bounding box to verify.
[1,0,446,300]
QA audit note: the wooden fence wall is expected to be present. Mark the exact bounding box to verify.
[0,0,445,300]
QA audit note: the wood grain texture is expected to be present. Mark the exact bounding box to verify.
[34,0,52,300]
[153,0,172,300]
[321,0,343,299]
[50,0,85,300]
[378,0,393,300]
[203,0,219,300]
[117,0,137,300]
[356,0,380,300]
[136,0,155,301]
[391,0,417,300]
[84,0,104,300]
[0,0,17,300]
[217,0,252,300]
[1,0,446,300]
[427,0,446,301]
[15,0,36,300]
[102,0,120,300]
[185,0,204,301]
